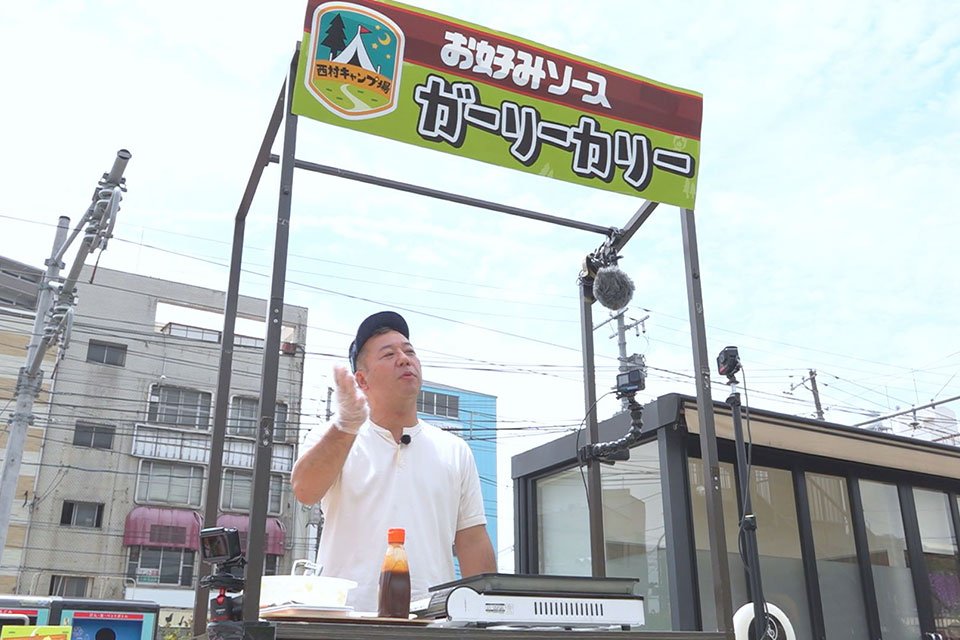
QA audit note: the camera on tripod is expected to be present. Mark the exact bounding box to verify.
[201,526,244,568]
[199,527,246,622]
[717,345,742,379]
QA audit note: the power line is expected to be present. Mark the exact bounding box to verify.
[0,212,578,303]
[3,232,956,432]
[3,232,957,412]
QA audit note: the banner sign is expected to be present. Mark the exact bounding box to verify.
[294,0,703,206]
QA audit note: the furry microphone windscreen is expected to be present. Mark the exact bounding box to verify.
[593,265,635,310]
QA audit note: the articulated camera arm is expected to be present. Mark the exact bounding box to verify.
[578,393,644,465]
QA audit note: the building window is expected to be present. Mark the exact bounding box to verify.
[150,524,187,546]
[136,460,204,507]
[860,480,921,639]
[227,397,258,437]
[49,575,89,597]
[235,334,264,349]
[148,385,212,429]
[748,465,812,638]
[228,397,290,442]
[274,403,289,442]
[224,551,280,581]
[86,340,127,366]
[60,501,104,528]
[221,470,283,515]
[264,554,280,576]
[690,461,748,631]
[914,488,960,638]
[806,473,869,639]
[73,421,115,449]
[160,322,221,343]
[418,390,459,419]
[536,442,671,629]
[127,546,194,587]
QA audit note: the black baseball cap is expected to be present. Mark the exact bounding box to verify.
[348,311,410,372]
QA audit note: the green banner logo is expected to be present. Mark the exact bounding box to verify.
[305,3,405,119]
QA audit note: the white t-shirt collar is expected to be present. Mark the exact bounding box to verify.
[368,418,423,444]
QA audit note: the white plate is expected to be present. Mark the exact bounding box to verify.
[259,604,354,619]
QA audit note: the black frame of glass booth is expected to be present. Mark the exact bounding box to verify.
[513,393,960,639]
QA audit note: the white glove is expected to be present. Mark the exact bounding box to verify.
[331,365,368,435]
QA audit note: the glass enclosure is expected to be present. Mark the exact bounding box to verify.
[519,397,960,636]
[537,466,590,576]
[689,461,811,637]
[915,488,960,639]
[806,472,870,639]
[860,480,921,639]
[750,466,811,638]
[536,441,672,629]
[689,460,746,630]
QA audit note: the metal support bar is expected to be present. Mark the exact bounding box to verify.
[268,154,613,236]
[793,468,826,639]
[579,278,607,577]
[847,478,883,639]
[242,46,300,622]
[728,389,767,638]
[659,425,701,631]
[609,199,659,254]
[191,80,288,636]
[899,485,936,635]
[681,208,734,638]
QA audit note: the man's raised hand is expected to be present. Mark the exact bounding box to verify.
[332,365,368,435]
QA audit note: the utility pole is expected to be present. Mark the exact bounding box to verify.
[808,369,824,421]
[0,150,130,556]
[788,369,824,421]
[596,309,649,411]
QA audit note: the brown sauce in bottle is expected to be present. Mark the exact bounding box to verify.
[377,528,411,618]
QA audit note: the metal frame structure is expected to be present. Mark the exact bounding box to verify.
[191,47,735,639]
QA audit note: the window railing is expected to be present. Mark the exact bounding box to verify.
[160,322,288,352]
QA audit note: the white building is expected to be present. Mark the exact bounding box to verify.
[0,259,309,609]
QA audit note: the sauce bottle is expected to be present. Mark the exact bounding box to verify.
[377,527,411,618]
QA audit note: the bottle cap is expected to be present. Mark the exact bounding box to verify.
[387,528,405,544]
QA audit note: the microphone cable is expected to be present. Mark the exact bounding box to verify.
[575,391,615,513]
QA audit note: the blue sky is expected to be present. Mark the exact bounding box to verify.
[2,1,959,565]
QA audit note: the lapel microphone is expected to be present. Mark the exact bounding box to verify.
[400,434,412,445]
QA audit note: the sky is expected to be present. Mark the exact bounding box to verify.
[1,1,959,569]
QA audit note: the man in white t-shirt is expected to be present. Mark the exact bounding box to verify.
[291,311,496,611]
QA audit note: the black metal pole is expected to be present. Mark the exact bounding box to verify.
[727,387,768,638]
[268,154,613,236]
[609,199,659,254]
[681,208,734,638]
[192,79,287,636]
[579,278,606,577]
[242,45,300,622]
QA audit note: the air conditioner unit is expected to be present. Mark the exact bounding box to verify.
[733,602,796,640]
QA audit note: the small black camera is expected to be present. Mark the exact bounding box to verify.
[717,346,742,377]
[200,527,244,566]
[615,368,645,396]
[199,527,246,623]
